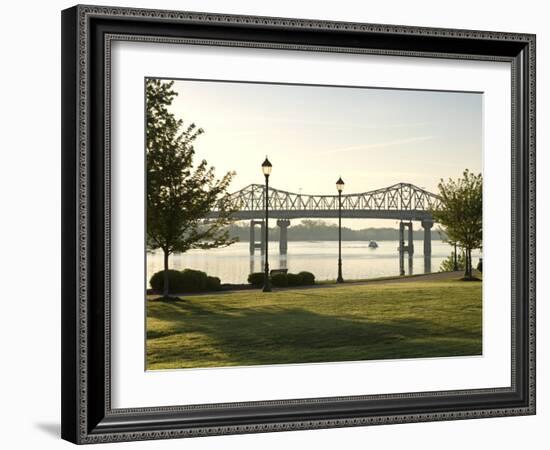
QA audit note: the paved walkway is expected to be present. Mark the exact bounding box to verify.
[358,270,468,285]
[275,270,470,291]
[151,271,473,298]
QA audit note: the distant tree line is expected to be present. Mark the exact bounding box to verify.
[225,219,446,242]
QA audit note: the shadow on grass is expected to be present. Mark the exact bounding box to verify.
[147,297,482,369]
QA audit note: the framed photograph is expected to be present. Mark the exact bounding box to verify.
[61,5,536,444]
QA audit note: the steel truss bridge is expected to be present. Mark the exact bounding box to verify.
[211,182,440,221]
[209,182,441,275]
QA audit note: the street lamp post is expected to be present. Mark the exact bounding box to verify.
[336,177,345,283]
[262,157,272,292]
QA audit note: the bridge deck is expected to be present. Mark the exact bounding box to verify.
[208,209,433,221]
[211,182,440,222]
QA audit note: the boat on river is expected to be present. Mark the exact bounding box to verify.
[368,240,379,249]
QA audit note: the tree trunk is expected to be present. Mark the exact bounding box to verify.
[464,248,472,279]
[163,249,170,298]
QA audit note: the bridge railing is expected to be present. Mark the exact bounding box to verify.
[213,182,441,213]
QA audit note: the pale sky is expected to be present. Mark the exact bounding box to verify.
[164,79,482,229]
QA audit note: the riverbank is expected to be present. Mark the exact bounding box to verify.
[146,276,482,370]
[147,271,480,297]
[147,240,469,285]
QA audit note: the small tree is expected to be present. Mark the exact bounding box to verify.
[146,79,236,297]
[432,169,482,279]
[439,249,466,272]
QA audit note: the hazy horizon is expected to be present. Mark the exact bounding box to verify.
[162,78,482,229]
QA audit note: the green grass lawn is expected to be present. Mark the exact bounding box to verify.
[146,279,482,370]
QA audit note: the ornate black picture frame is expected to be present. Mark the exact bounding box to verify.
[61,4,536,444]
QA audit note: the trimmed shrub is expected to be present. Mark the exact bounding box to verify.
[206,276,221,291]
[286,273,302,286]
[298,271,315,285]
[271,272,288,287]
[180,269,208,292]
[247,272,265,286]
[150,269,222,293]
[149,270,188,293]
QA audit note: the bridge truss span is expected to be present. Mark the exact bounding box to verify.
[213,182,441,221]
[209,182,441,274]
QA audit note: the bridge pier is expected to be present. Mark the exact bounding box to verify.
[279,254,288,271]
[277,219,291,255]
[422,219,434,273]
[249,220,265,256]
[399,221,414,276]
[249,257,255,276]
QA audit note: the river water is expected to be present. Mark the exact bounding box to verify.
[146,240,479,286]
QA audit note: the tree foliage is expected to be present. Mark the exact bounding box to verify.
[146,79,236,296]
[432,169,482,279]
[439,250,466,272]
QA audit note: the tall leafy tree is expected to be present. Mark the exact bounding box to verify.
[146,79,236,297]
[432,169,482,279]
